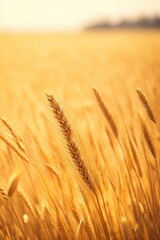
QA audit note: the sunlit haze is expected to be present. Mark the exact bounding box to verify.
[0,0,160,30]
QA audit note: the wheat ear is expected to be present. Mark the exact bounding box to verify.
[129,139,142,177]
[46,93,96,194]
[121,216,131,240]
[1,117,25,152]
[93,88,118,138]
[84,216,95,240]
[0,133,30,163]
[45,164,61,180]
[131,199,140,222]
[17,186,34,215]
[140,118,156,158]
[136,88,156,123]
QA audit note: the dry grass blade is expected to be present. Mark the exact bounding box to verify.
[136,88,156,123]
[76,218,84,240]
[93,88,118,138]
[8,172,20,197]
[46,93,96,194]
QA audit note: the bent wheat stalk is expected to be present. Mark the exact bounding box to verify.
[76,218,84,240]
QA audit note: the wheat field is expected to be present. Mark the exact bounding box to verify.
[0,30,160,239]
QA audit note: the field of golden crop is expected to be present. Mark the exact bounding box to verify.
[0,30,160,239]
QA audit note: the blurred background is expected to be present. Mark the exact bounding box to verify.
[0,0,160,31]
[0,0,160,121]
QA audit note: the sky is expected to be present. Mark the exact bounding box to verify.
[0,0,160,30]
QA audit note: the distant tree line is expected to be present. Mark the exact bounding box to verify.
[85,16,160,30]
